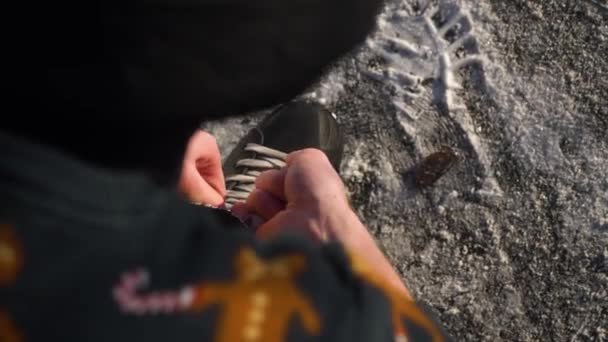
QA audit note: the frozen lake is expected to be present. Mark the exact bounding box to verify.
[207,0,608,340]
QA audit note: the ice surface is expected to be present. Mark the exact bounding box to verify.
[205,0,608,339]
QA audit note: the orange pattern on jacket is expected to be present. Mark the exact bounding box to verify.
[187,248,320,342]
[0,224,23,287]
[0,224,23,342]
[348,252,445,342]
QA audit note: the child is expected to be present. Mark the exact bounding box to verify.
[0,0,450,340]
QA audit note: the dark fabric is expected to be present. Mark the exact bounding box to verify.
[2,0,383,179]
[5,0,383,120]
[0,133,451,341]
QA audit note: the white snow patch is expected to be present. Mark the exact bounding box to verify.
[202,118,256,161]
[366,0,502,197]
[461,0,588,176]
[463,0,608,232]
[303,69,347,107]
[342,143,403,196]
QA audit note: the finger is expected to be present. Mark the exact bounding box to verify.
[256,211,324,243]
[178,130,226,205]
[246,189,285,221]
[195,153,226,198]
[286,148,330,167]
[256,168,287,201]
[178,164,225,206]
[229,203,264,230]
[230,202,249,221]
[191,132,226,197]
[255,212,290,240]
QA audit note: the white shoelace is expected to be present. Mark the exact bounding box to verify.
[224,143,287,208]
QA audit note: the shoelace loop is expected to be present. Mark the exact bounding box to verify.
[224,143,287,208]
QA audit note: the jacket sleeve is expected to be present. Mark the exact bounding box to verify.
[2,204,451,342]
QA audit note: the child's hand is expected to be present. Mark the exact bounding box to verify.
[178,130,226,206]
[234,148,412,298]
[234,148,351,241]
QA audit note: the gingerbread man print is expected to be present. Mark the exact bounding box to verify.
[113,247,321,342]
[185,248,320,342]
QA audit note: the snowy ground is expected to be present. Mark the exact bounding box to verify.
[206,0,608,340]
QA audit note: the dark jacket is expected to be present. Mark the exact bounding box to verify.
[0,133,450,341]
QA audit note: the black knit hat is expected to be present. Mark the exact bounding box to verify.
[10,0,382,120]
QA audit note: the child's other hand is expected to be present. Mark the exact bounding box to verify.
[178,130,226,206]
